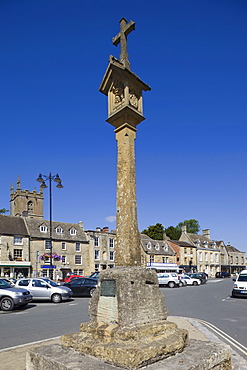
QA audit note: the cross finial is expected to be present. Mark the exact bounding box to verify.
[112,17,135,70]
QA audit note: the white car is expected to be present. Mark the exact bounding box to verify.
[180,275,201,286]
[232,269,247,298]
[157,273,181,288]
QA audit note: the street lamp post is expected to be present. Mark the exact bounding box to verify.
[36,173,63,279]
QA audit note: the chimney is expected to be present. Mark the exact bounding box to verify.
[202,229,210,239]
[78,221,84,230]
[181,225,187,234]
[96,227,101,232]
[103,227,109,233]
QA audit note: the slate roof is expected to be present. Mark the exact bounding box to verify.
[181,232,219,250]
[225,244,244,253]
[168,240,196,248]
[24,218,88,243]
[0,215,29,236]
[140,234,175,255]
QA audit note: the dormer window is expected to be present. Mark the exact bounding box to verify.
[163,245,168,251]
[147,242,152,250]
[40,226,47,233]
[70,229,76,236]
[56,227,63,234]
[155,243,160,251]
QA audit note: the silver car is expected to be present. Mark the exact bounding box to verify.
[15,278,72,303]
[0,278,33,311]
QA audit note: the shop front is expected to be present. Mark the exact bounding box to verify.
[0,261,31,278]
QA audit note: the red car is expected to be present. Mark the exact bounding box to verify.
[63,274,84,283]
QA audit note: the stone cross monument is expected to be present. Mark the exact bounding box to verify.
[99,17,151,267]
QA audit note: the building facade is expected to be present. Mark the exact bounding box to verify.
[0,215,31,278]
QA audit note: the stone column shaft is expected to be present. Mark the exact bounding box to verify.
[115,124,141,266]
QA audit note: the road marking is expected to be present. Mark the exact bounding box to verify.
[0,336,61,353]
[196,318,247,356]
[69,303,78,306]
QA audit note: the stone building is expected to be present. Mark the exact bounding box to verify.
[140,234,176,269]
[216,240,246,274]
[24,218,89,280]
[179,226,220,277]
[0,215,31,278]
[167,240,197,273]
[85,227,115,274]
[10,176,43,219]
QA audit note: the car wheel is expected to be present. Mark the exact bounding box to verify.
[0,297,14,311]
[192,281,198,286]
[231,290,237,298]
[89,288,96,297]
[179,282,183,287]
[168,281,175,288]
[51,293,62,303]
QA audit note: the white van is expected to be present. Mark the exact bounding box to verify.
[232,269,247,298]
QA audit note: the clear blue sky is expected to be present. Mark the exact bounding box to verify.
[1,1,247,253]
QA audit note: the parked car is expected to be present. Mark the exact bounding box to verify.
[64,277,98,297]
[215,271,231,278]
[157,273,181,288]
[232,270,247,298]
[64,274,84,283]
[188,273,207,284]
[0,278,32,311]
[15,278,72,303]
[180,275,201,286]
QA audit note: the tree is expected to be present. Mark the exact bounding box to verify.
[0,208,9,215]
[141,223,165,240]
[177,219,200,234]
[165,226,181,240]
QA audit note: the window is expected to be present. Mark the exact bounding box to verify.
[94,237,99,246]
[162,257,168,263]
[95,250,100,260]
[109,238,114,248]
[205,253,208,262]
[74,269,78,275]
[40,226,47,233]
[70,229,76,235]
[76,243,81,252]
[14,236,22,245]
[215,254,219,263]
[75,255,82,265]
[155,243,160,251]
[210,253,213,262]
[184,248,187,254]
[14,249,23,260]
[45,240,51,249]
[163,245,168,251]
[199,252,203,262]
[190,248,193,254]
[236,256,238,264]
[78,269,83,275]
[56,227,63,234]
[149,255,154,263]
[147,242,152,249]
[110,251,114,261]
[62,242,66,250]
[95,264,99,271]
[18,279,30,286]
[61,256,66,263]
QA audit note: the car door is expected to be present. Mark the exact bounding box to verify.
[30,279,51,300]
[69,278,85,296]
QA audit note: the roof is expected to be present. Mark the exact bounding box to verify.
[0,215,29,237]
[140,234,175,255]
[24,218,88,243]
[168,240,196,248]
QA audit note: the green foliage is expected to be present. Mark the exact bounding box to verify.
[165,226,181,240]
[141,223,165,240]
[177,219,200,234]
[0,208,9,215]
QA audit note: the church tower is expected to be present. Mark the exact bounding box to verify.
[10,176,44,219]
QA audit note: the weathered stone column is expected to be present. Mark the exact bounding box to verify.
[115,124,140,266]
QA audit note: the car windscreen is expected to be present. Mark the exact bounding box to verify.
[0,279,12,289]
[41,278,58,287]
[238,275,247,282]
